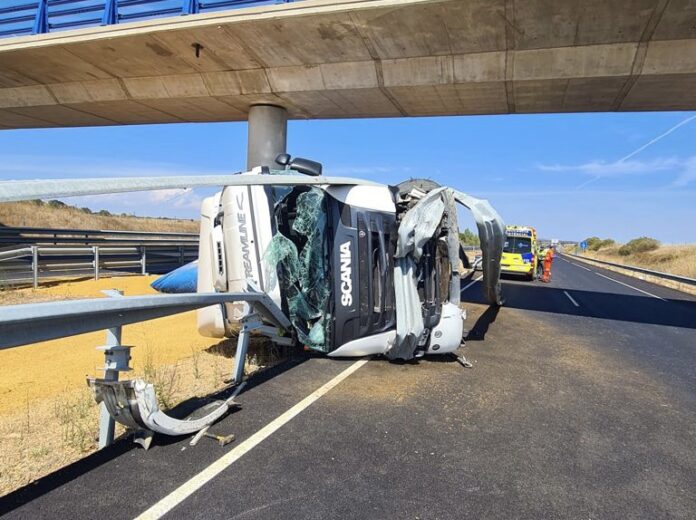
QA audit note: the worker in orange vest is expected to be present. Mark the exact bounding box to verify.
[541,246,555,282]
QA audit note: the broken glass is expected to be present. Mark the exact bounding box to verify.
[264,187,331,352]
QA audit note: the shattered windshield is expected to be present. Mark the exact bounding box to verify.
[263,187,331,352]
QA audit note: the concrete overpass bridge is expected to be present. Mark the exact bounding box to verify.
[0,0,695,167]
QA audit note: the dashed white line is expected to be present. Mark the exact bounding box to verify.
[134,359,369,520]
[572,263,592,272]
[563,290,580,307]
[595,272,667,301]
[461,275,483,293]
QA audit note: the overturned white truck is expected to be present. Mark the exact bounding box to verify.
[197,155,505,362]
[0,156,505,447]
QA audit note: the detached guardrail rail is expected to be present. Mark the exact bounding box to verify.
[566,253,696,291]
[0,290,292,448]
[0,227,198,287]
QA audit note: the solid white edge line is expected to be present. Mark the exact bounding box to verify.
[134,359,369,520]
[461,275,483,293]
[595,272,667,301]
[572,262,592,272]
[563,290,580,307]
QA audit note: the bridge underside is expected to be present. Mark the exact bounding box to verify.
[0,0,694,129]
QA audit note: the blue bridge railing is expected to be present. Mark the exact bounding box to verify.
[0,0,294,38]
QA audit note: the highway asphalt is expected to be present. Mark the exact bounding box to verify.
[2,257,695,519]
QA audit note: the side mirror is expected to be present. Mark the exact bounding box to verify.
[275,153,291,167]
[289,157,322,176]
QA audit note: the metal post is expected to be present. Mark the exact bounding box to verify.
[179,246,184,266]
[97,289,131,449]
[93,246,100,280]
[141,247,147,275]
[247,104,287,170]
[31,246,38,289]
[230,304,257,386]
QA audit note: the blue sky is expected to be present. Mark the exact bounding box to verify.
[0,111,694,243]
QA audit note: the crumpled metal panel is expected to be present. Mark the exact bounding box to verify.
[453,190,506,306]
[88,378,230,437]
[389,188,447,360]
[388,186,505,360]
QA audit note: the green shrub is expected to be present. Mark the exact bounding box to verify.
[47,200,67,208]
[584,236,602,250]
[459,228,480,246]
[589,238,616,251]
[80,207,92,214]
[618,237,660,256]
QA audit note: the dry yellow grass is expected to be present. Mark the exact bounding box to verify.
[0,276,284,496]
[0,275,225,414]
[0,201,198,233]
[584,244,696,279]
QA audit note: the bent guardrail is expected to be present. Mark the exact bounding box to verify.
[0,290,293,448]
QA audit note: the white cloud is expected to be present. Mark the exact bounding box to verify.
[538,155,696,190]
[538,157,679,177]
[672,156,696,187]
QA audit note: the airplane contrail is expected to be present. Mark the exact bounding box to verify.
[617,114,696,163]
[576,114,696,189]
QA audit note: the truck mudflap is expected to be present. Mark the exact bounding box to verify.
[87,377,238,449]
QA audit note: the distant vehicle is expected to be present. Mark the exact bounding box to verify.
[501,225,538,281]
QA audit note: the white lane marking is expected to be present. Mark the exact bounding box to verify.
[135,359,369,520]
[563,290,580,307]
[572,262,592,272]
[595,272,667,302]
[461,275,483,293]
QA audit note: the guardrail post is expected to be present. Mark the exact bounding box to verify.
[141,247,147,275]
[93,246,100,280]
[31,246,38,289]
[97,290,131,449]
[179,246,184,266]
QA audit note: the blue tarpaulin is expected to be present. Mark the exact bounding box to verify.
[151,260,198,293]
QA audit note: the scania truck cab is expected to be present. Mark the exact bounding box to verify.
[501,225,538,280]
[197,156,505,361]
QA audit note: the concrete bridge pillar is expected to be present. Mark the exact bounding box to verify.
[246,104,287,170]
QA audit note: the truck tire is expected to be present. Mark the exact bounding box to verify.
[396,178,441,197]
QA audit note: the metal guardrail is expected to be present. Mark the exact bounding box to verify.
[0,226,198,246]
[0,244,197,287]
[0,289,292,448]
[0,0,295,38]
[0,290,289,349]
[0,226,199,287]
[567,253,696,287]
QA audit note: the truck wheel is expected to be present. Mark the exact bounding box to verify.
[396,178,441,197]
